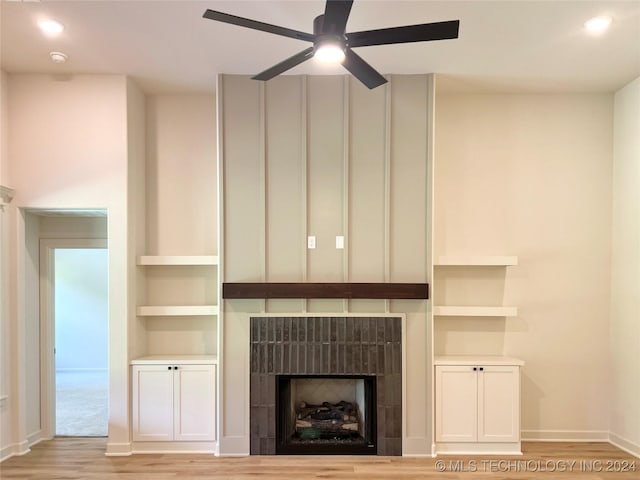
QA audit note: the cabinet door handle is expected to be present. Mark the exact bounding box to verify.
[472,367,477,371]
[174,366,179,370]
[479,367,484,371]
[167,366,172,370]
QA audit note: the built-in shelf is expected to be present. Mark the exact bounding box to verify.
[137,255,218,266]
[435,255,518,266]
[130,355,218,365]
[433,306,518,317]
[137,305,219,316]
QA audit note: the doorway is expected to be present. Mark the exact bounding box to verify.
[54,248,108,436]
[40,238,108,438]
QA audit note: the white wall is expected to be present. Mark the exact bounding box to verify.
[6,74,132,455]
[610,77,640,456]
[145,95,217,255]
[434,92,613,440]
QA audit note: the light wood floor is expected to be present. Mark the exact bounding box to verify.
[1,438,637,479]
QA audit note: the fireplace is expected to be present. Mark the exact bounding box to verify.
[250,316,402,455]
[276,375,377,454]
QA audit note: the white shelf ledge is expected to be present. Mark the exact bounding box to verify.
[131,355,218,365]
[137,255,218,266]
[137,305,219,316]
[435,256,518,266]
[433,306,518,317]
[434,355,524,366]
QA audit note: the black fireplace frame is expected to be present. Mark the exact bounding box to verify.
[276,374,377,455]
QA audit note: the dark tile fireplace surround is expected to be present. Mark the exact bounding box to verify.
[250,316,402,455]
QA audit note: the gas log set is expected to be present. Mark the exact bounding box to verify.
[295,400,361,439]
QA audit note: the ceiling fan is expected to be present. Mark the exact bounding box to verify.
[203,0,460,89]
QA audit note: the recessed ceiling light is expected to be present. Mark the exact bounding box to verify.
[38,19,64,36]
[49,52,68,64]
[584,16,612,35]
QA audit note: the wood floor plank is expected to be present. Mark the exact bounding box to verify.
[0,438,637,479]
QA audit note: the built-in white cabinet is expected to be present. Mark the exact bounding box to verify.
[132,357,216,446]
[435,356,523,454]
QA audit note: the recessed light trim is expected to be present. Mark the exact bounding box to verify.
[49,51,68,64]
[38,19,64,36]
[584,16,612,35]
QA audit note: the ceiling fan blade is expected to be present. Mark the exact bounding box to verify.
[347,20,459,47]
[252,47,315,81]
[342,48,387,89]
[322,0,354,34]
[203,9,314,42]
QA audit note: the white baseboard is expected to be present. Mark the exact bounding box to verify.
[27,429,51,447]
[105,442,132,456]
[436,441,522,455]
[522,430,609,442]
[132,441,216,454]
[0,440,30,463]
[609,432,640,459]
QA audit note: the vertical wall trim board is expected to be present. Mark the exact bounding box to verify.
[425,74,436,448]
[383,76,392,313]
[342,76,350,312]
[216,74,226,443]
[217,76,226,285]
[301,77,309,312]
[259,82,267,313]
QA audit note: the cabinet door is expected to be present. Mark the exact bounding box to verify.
[477,366,520,442]
[435,365,478,442]
[174,364,216,441]
[132,366,174,441]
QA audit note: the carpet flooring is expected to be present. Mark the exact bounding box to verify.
[56,370,108,437]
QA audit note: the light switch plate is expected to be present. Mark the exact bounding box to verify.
[307,236,316,249]
[336,236,344,249]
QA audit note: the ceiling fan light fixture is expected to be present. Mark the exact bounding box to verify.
[314,42,345,63]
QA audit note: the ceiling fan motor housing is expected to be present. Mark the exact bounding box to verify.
[313,14,347,53]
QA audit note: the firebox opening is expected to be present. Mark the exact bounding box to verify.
[276,375,377,455]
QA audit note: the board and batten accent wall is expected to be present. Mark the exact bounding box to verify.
[218,74,434,455]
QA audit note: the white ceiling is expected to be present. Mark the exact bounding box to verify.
[1,0,639,94]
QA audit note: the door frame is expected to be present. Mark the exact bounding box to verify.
[39,238,108,438]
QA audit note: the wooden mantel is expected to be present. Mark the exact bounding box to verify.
[222,282,429,300]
